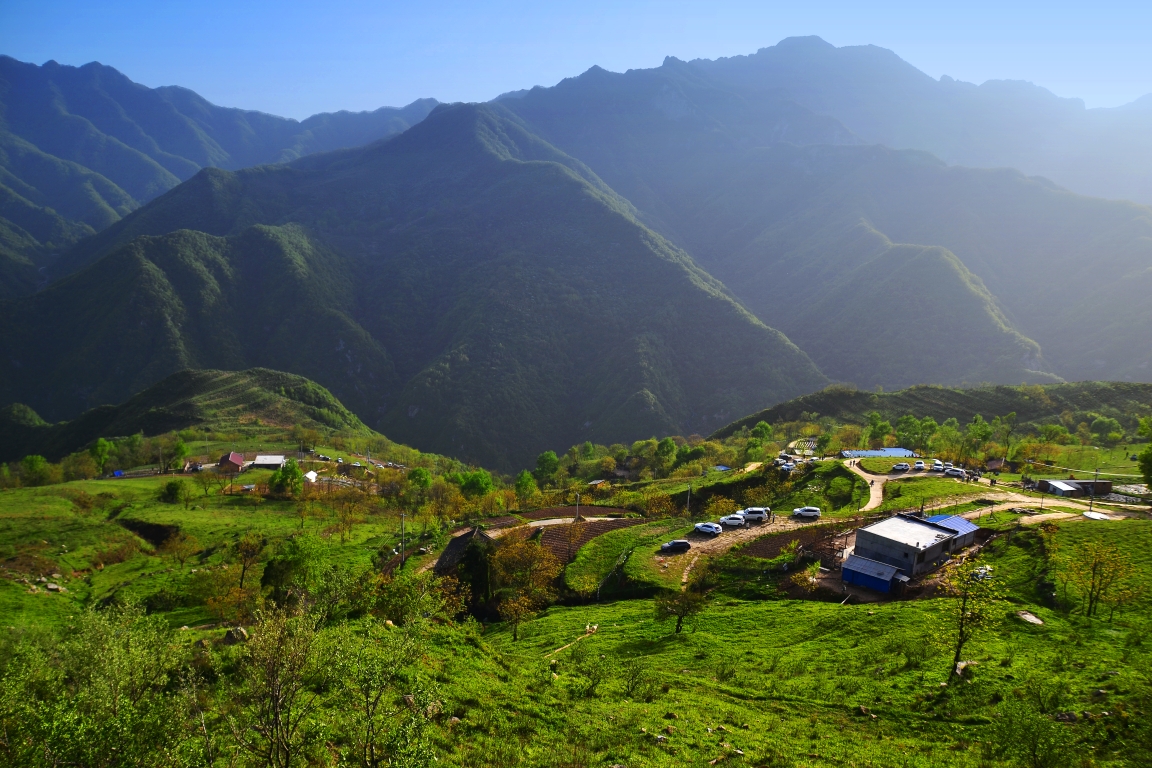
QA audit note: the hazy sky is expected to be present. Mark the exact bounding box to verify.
[3,0,1150,119]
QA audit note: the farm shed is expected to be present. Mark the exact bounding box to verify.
[925,515,979,548]
[1037,479,1112,497]
[854,514,956,576]
[841,555,907,594]
[252,455,286,469]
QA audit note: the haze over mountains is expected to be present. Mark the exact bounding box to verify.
[1,36,1151,469]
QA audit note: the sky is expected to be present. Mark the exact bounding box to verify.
[2,0,1150,120]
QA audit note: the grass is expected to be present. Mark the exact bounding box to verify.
[4,475,1152,766]
[435,522,1152,766]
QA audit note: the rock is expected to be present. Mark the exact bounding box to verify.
[551,672,558,680]
[45,583,61,592]
[734,749,744,756]
[221,627,249,645]
[384,620,395,628]
[418,547,428,555]
[403,694,416,708]
[1092,689,1108,699]
[716,724,727,732]
[51,572,62,579]
[664,712,678,720]
[858,705,870,715]
[1055,712,1078,722]
[664,725,675,734]
[654,734,667,743]
[706,727,714,733]
[449,716,461,725]
[194,639,211,650]
[180,625,190,631]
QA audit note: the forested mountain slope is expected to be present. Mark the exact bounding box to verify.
[714,381,1152,439]
[0,55,436,288]
[0,368,371,463]
[498,64,1152,389]
[0,102,827,470]
[689,35,1152,205]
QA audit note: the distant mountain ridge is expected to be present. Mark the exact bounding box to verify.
[0,55,437,287]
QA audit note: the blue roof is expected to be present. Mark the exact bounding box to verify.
[841,448,917,458]
[843,554,899,581]
[925,515,980,536]
[713,465,731,472]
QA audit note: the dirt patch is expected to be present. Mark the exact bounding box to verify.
[518,506,633,521]
[538,518,645,562]
[116,518,178,547]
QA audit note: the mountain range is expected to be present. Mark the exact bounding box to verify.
[1,38,1151,469]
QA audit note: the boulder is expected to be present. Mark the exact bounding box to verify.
[221,627,249,645]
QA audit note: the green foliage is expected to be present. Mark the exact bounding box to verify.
[1140,444,1152,487]
[513,469,537,501]
[534,451,560,484]
[157,479,187,504]
[408,467,432,490]
[269,458,305,496]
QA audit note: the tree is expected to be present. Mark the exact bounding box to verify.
[1139,443,1152,488]
[534,451,560,485]
[491,537,561,640]
[329,621,433,768]
[408,467,432,491]
[937,561,1003,676]
[965,414,994,453]
[19,454,52,486]
[790,561,822,593]
[654,589,706,634]
[1066,539,1134,617]
[231,607,322,768]
[895,415,920,450]
[990,699,1077,768]
[269,459,305,497]
[162,532,200,570]
[996,412,1018,456]
[457,469,494,498]
[917,417,938,453]
[168,439,190,471]
[1090,416,1122,439]
[237,532,265,590]
[751,421,773,441]
[89,437,111,475]
[159,478,188,504]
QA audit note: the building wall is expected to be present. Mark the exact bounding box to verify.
[842,568,891,593]
[855,529,950,576]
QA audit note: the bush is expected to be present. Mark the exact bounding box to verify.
[158,479,187,504]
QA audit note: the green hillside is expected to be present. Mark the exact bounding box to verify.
[0,102,827,471]
[0,56,436,294]
[0,368,370,464]
[713,380,1152,439]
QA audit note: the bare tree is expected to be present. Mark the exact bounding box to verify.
[937,561,1003,676]
[161,532,200,570]
[230,607,321,768]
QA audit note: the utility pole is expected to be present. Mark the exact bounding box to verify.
[400,512,407,566]
[575,492,581,521]
[1089,464,1100,512]
[686,484,691,518]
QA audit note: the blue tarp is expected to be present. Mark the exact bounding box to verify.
[841,448,917,458]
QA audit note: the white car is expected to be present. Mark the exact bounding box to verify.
[741,507,770,522]
[944,462,954,470]
[892,462,910,471]
[781,463,795,472]
[932,460,944,471]
[914,460,925,470]
[945,467,967,478]
[793,506,822,519]
[719,514,747,526]
[694,522,722,536]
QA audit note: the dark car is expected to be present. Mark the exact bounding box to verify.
[660,540,691,553]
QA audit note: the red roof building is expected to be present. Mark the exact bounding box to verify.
[218,452,245,473]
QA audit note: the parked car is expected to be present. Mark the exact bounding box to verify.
[943,462,954,470]
[892,462,910,471]
[914,460,926,470]
[337,457,344,464]
[945,467,967,477]
[660,540,692,553]
[352,461,362,467]
[793,506,822,519]
[932,460,944,471]
[694,522,722,536]
[741,507,770,522]
[781,463,795,472]
[719,514,747,526]
[318,454,331,461]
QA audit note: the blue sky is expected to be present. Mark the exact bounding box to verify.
[3,0,1150,119]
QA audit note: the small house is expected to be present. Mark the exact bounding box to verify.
[853,514,957,576]
[925,515,980,549]
[218,452,245,473]
[252,455,286,470]
[841,554,908,594]
[304,471,318,483]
